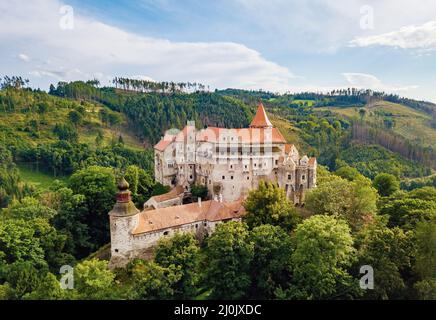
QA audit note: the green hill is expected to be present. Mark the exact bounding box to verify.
[319,100,436,149]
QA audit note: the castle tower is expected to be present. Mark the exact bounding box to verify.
[108,177,140,268]
[249,102,273,128]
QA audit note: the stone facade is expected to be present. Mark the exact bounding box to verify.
[154,103,317,204]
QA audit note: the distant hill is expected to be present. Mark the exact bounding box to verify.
[319,100,436,149]
[2,79,434,185]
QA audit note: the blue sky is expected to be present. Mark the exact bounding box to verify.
[2,0,436,101]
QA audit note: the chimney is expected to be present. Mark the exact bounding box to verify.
[198,197,202,207]
[219,194,223,203]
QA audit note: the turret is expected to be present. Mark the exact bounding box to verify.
[109,177,139,217]
[108,177,140,268]
[249,102,273,128]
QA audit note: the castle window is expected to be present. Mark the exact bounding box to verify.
[231,176,234,180]
[247,176,250,180]
[189,175,193,179]
[244,165,247,169]
[275,160,278,165]
[163,231,169,236]
[115,249,119,253]
[288,174,292,180]
[302,175,306,180]
[222,176,225,180]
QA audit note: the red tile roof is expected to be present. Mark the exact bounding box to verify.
[154,134,175,151]
[308,157,317,165]
[284,144,295,154]
[250,103,273,128]
[148,185,184,203]
[133,199,245,235]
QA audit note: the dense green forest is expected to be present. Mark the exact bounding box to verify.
[0,77,435,300]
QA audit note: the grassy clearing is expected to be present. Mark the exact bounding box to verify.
[292,99,315,106]
[17,163,67,189]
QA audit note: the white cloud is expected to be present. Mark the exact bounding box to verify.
[350,21,436,52]
[0,0,296,92]
[18,53,30,62]
[342,73,418,92]
[233,0,436,53]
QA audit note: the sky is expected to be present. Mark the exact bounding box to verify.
[1,0,436,102]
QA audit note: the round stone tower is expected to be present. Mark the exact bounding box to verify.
[108,177,140,268]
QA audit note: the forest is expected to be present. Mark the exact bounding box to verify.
[0,76,435,300]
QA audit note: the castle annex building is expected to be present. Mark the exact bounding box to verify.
[108,103,317,267]
[108,178,244,267]
[154,103,317,204]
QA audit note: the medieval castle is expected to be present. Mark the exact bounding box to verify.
[109,103,317,267]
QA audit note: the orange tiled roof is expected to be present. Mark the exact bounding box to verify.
[133,199,245,235]
[196,127,286,144]
[284,144,295,154]
[149,185,184,203]
[154,134,175,151]
[308,157,317,165]
[250,103,273,128]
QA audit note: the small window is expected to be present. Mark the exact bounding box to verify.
[231,176,234,180]
[230,165,233,169]
[222,176,225,180]
[114,249,119,253]
[247,176,250,180]
[302,175,306,180]
[163,231,169,236]
[189,175,193,179]
[288,174,292,180]
[244,165,247,169]
[275,160,278,165]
